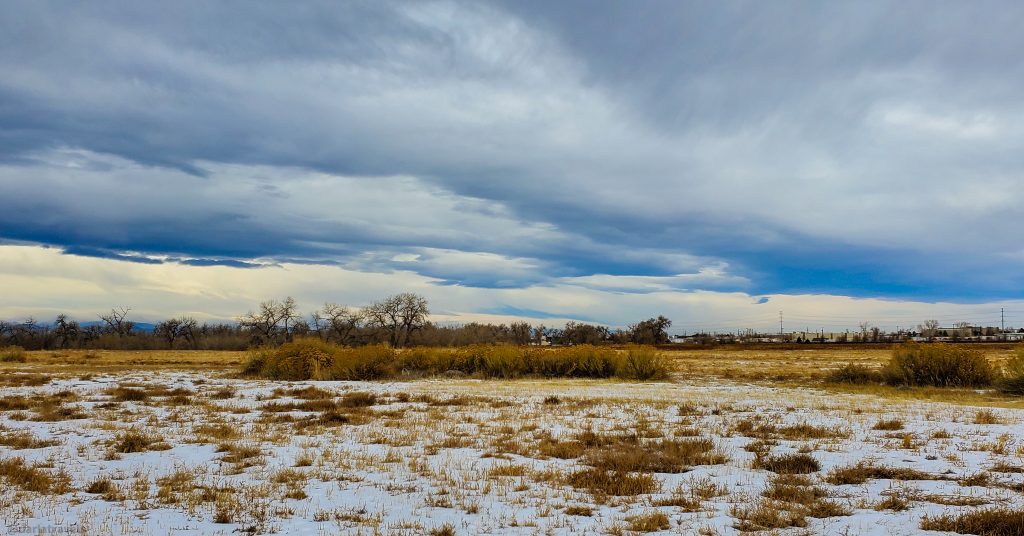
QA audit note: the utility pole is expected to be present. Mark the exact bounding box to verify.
[779,311,783,337]
[1002,308,1006,332]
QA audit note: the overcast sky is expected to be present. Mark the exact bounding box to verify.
[2,1,1023,331]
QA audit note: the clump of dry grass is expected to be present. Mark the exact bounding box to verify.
[0,456,71,494]
[732,418,846,440]
[210,386,236,399]
[973,409,1002,424]
[626,510,670,532]
[874,493,909,511]
[427,524,456,536]
[920,507,1024,535]
[217,442,263,466]
[825,462,944,485]
[753,453,820,474]
[0,426,57,449]
[872,418,904,431]
[990,462,1024,474]
[340,391,378,407]
[30,396,88,422]
[583,437,728,473]
[87,476,126,501]
[0,345,27,363]
[762,474,850,518]
[731,500,807,531]
[564,505,592,516]
[565,467,659,497]
[109,429,170,454]
[825,363,881,384]
[107,385,149,402]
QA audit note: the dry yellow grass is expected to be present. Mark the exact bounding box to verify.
[4,345,1022,408]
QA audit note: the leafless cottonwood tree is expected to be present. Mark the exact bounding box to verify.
[155,316,199,348]
[53,314,80,349]
[364,293,429,347]
[311,303,364,345]
[238,297,300,345]
[100,307,135,337]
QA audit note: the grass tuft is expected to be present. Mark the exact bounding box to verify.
[753,453,820,474]
[920,507,1024,535]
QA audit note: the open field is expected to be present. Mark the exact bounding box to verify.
[1,348,1023,534]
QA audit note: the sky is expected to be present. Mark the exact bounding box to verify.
[2,1,1024,332]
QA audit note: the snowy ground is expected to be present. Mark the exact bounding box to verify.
[1,372,1022,535]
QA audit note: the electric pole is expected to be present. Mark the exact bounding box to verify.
[1002,308,1006,332]
[779,311,783,337]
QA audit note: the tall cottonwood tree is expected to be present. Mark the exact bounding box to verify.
[238,297,300,345]
[364,293,429,347]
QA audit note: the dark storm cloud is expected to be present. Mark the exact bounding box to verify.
[1,1,1023,298]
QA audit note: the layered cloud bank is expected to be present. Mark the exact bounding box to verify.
[1,1,1023,325]
[1,246,1020,332]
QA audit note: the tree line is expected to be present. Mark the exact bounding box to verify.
[0,294,673,350]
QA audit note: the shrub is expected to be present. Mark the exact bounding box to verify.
[883,343,994,388]
[998,348,1024,395]
[617,345,670,380]
[242,339,394,381]
[0,346,27,363]
[243,341,668,381]
[326,344,395,380]
[825,364,881,384]
[482,344,529,378]
[259,339,338,380]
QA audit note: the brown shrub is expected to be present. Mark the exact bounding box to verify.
[883,343,994,387]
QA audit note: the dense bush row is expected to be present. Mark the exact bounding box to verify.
[826,342,1024,394]
[242,339,670,381]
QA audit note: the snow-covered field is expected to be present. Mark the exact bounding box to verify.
[1,372,1022,535]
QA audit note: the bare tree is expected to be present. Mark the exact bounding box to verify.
[155,316,199,348]
[509,321,531,345]
[100,307,135,337]
[312,303,363,345]
[364,293,429,347]
[919,319,940,340]
[238,297,299,345]
[533,324,546,345]
[279,297,300,341]
[53,314,80,349]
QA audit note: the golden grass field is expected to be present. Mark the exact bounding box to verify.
[1,346,1023,535]
[7,345,1023,408]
